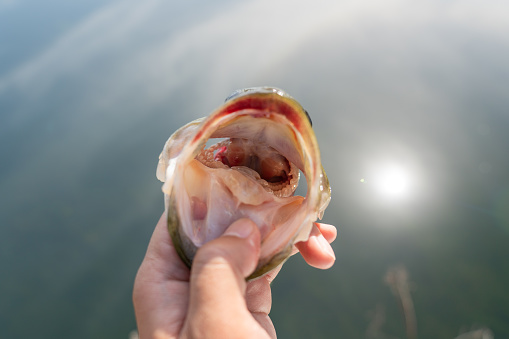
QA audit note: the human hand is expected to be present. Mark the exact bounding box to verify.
[133,213,336,339]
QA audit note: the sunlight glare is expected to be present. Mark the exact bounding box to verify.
[375,166,410,198]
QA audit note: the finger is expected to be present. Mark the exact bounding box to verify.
[263,264,283,284]
[294,223,336,269]
[184,219,269,338]
[133,212,190,339]
[139,212,190,282]
[289,222,337,256]
[246,276,272,315]
[246,276,277,338]
[315,223,337,243]
[252,313,277,339]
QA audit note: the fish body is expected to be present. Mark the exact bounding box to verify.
[157,87,331,279]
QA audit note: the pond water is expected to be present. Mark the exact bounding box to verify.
[1,0,508,338]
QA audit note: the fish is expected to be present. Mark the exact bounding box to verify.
[156,87,331,279]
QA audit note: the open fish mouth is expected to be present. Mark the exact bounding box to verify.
[156,87,331,279]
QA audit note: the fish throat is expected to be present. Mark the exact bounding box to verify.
[195,138,300,198]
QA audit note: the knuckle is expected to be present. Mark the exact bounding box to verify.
[193,244,236,274]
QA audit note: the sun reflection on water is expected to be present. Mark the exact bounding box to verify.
[374,165,410,198]
[360,164,413,201]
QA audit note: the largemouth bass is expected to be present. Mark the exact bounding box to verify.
[156,87,331,279]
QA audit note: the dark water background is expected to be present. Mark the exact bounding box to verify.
[1,0,508,338]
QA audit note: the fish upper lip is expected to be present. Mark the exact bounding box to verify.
[224,87,312,127]
[224,87,290,102]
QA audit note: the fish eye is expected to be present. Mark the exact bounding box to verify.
[304,109,312,127]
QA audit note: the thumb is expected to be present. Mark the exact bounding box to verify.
[184,218,262,338]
